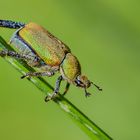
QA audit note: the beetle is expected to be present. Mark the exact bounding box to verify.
[0,20,102,101]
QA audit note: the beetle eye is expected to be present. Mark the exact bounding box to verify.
[75,79,84,87]
[77,80,83,85]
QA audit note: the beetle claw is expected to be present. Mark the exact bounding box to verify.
[21,74,31,79]
[45,92,57,102]
[85,92,91,97]
[84,89,91,97]
[44,96,51,102]
[21,75,26,79]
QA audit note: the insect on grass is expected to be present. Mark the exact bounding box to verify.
[0,19,102,101]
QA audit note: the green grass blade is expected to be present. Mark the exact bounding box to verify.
[0,36,112,140]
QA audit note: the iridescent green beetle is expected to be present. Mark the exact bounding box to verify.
[0,20,102,101]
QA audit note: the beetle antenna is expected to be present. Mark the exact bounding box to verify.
[91,82,102,91]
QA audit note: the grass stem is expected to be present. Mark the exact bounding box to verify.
[0,36,112,140]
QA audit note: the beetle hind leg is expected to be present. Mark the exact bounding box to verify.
[0,49,40,63]
[0,49,28,59]
[21,71,54,79]
[0,20,25,29]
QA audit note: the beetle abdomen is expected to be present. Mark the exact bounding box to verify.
[60,53,81,83]
[18,23,70,66]
[10,30,36,58]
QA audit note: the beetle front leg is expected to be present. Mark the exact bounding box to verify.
[62,82,70,96]
[45,76,63,102]
[85,88,91,97]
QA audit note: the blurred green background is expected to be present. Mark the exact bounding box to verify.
[0,0,140,139]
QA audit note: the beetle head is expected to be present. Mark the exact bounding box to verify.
[75,75,102,97]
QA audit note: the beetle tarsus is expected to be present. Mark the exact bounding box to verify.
[0,50,17,57]
[21,75,26,79]
[0,49,36,62]
[21,71,54,79]
[0,50,6,57]
[85,89,91,97]
[45,92,57,102]
[85,92,91,97]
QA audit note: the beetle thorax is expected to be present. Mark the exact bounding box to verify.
[60,53,81,84]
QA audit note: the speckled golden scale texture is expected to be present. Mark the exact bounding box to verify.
[19,22,70,66]
[62,53,81,81]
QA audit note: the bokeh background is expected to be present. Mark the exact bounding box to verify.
[0,0,140,140]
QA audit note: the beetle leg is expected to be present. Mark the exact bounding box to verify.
[62,82,70,96]
[54,76,63,93]
[41,65,59,73]
[0,49,37,61]
[0,20,25,29]
[21,71,54,79]
[0,49,41,67]
[45,76,63,102]
[0,49,21,58]
[85,88,91,97]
